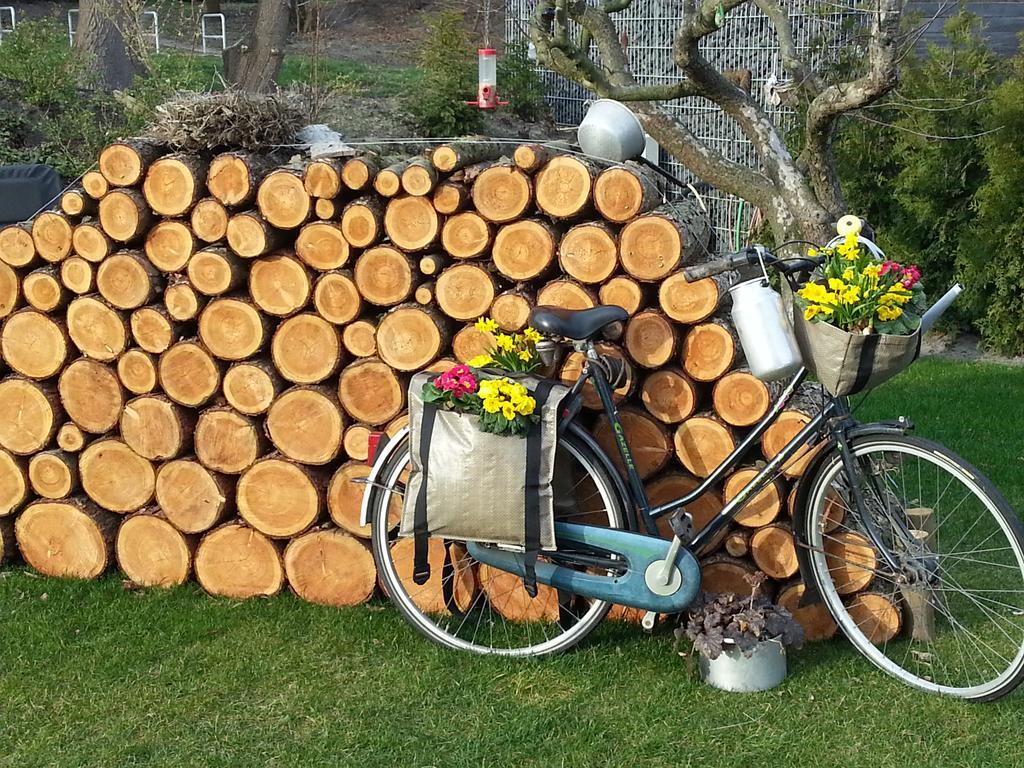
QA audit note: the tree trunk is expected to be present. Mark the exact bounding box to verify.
[75,0,142,91]
[223,0,291,93]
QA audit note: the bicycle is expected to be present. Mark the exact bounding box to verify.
[361,243,1024,702]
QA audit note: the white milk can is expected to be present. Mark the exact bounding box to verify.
[729,278,803,381]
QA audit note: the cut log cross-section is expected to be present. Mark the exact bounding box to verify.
[188,248,246,296]
[376,305,448,372]
[0,223,37,267]
[295,221,350,272]
[222,361,282,416]
[0,378,62,456]
[777,581,838,642]
[713,370,772,427]
[71,223,113,264]
[130,306,178,354]
[58,357,124,434]
[0,449,29,516]
[116,512,195,587]
[659,271,727,324]
[535,155,595,220]
[155,459,233,534]
[337,357,405,425]
[594,164,661,223]
[441,212,493,260]
[194,522,284,599]
[724,467,784,528]
[340,156,379,192]
[490,290,532,332]
[491,219,558,281]
[56,422,88,453]
[195,407,265,474]
[266,386,345,465]
[60,257,94,295]
[846,589,903,645]
[619,205,710,282]
[158,341,222,407]
[81,170,110,200]
[354,246,415,307]
[120,395,193,462]
[682,319,741,382]
[23,270,65,313]
[304,158,344,199]
[191,198,230,243]
[673,414,735,479]
[558,222,617,284]
[472,164,532,223]
[340,197,384,248]
[96,251,162,310]
[701,555,768,597]
[435,263,496,321]
[0,262,19,319]
[640,368,697,425]
[98,189,152,243]
[79,438,155,514]
[28,450,77,499]
[624,310,677,369]
[593,407,671,480]
[749,522,799,579]
[1,310,69,379]
[824,530,878,595]
[16,499,118,579]
[536,279,597,311]
[117,349,158,395]
[599,275,648,316]
[270,313,342,384]
[401,158,438,197]
[384,195,441,252]
[226,212,284,259]
[143,154,208,217]
[163,279,204,322]
[98,139,165,188]
[237,458,323,538]
[32,213,74,263]
[283,529,376,607]
[328,461,400,538]
[207,152,269,208]
[249,253,312,317]
[313,271,362,325]
[433,181,468,214]
[198,298,269,361]
[257,169,312,230]
[341,320,378,358]
[145,220,197,273]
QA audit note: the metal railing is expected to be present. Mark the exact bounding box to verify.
[0,6,15,44]
[201,12,227,53]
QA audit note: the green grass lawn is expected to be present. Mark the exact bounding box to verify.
[2,358,1023,768]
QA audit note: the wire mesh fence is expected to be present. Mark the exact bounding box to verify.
[506,0,861,246]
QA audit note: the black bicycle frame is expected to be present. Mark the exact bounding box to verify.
[579,343,842,552]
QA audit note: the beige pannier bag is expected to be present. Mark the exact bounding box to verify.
[399,371,568,595]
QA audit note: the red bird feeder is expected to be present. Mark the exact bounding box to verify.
[466,48,508,109]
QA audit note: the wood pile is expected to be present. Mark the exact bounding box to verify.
[0,137,895,643]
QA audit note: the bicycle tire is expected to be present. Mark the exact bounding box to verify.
[801,434,1024,701]
[369,428,628,657]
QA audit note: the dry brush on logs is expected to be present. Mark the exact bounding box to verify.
[0,137,888,644]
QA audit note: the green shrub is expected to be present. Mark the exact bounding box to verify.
[408,10,483,137]
[835,12,1001,329]
[960,55,1024,354]
[497,40,548,122]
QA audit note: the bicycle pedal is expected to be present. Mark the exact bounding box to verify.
[641,611,658,632]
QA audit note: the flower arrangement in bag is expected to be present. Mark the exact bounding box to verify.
[466,317,544,372]
[421,316,547,437]
[795,232,928,335]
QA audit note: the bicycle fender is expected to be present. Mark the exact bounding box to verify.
[791,422,912,608]
[359,426,411,528]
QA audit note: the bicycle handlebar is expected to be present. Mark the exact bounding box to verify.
[682,247,823,282]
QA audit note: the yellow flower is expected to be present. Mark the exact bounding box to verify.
[501,403,516,421]
[524,327,542,343]
[840,285,861,305]
[863,264,880,279]
[518,350,532,362]
[475,317,498,334]
[516,396,536,416]
[468,354,493,368]
[804,305,824,320]
[482,396,501,414]
[842,268,855,281]
[877,305,903,321]
[495,334,514,352]
[807,247,819,257]
[828,278,846,292]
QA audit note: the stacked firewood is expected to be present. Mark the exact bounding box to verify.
[0,137,896,643]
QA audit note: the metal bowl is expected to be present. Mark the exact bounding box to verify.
[577,99,647,162]
[697,637,787,692]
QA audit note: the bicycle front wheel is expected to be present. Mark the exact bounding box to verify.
[368,428,627,657]
[803,435,1024,700]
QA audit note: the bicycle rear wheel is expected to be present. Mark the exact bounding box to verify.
[803,434,1024,700]
[368,428,627,656]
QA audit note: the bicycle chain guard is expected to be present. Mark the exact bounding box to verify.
[466,523,702,613]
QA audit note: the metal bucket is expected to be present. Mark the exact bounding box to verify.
[697,638,787,692]
[577,99,647,162]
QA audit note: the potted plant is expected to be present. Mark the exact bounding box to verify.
[792,221,928,396]
[678,573,804,692]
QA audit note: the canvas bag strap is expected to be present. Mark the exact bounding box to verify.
[851,333,881,394]
[522,379,558,598]
[412,400,439,585]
